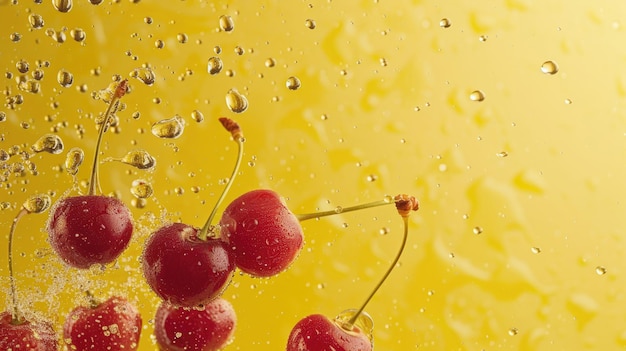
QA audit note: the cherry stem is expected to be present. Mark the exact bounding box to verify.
[88,79,128,196]
[295,197,395,222]
[198,118,244,240]
[8,208,29,323]
[344,194,418,328]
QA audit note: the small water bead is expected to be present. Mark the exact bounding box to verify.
[10,32,22,42]
[177,33,188,43]
[52,31,67,43]
[32,69,44,80]
[472,226,483,235]
[151,115,185,139]
[219,15,235,32]
[0,112,6,122]
[64,147,84,176]
[469,90,485,102]
[52,0,72,12]
[207,57,223,75]
[366,174,377,182]
[131,67,156,86]
[234,46,244,55]
[154,39,164,49]
[214,46,222,54]
[531,247,541,254]
[305,18,316,29]
[190,110,204,122]
[28,14,45,29]
[70,28,86,42]
[286,76,301,90]
[265,58,276,68]
[32,134,64,154]
[439,18,452,28]
[596,266,607,275]
[496,151,508,158]
[478,35,488,42]
[120,149,157,170]
[225,89,248,113]
[379,227,390,235]
[131,179,154,199]
[564,98,573,105]
[22,193,51,213]
[508,328,519,336]
[57,70,73,87]
[541,60,559,75]
[16,60,29,74]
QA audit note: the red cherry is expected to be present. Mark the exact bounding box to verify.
[142,223,235,307]
[0,312,58,351]
[286,314,371,351]
[47,195,133,268]
[154,298,236,351]
[64,296,142,351]
[219,189,304,277]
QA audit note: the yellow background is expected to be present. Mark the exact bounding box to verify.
[2,0,626,350]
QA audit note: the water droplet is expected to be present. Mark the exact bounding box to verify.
[225,89,248,113]
[151,116,185,139]
[70,28,86,42]
[28,14,45,29]
[366,174,377,182]
[154,39,165,49]
[52,0,72,12]
[541,60,558,75]
[16,60,29,74]
[234,46,244,55]
[469,90,485,102]
[57,70,74,87]
[286,76,301,90]
[472,226,483,235]
[379,227,390,235]
[334,309,374,342]
[9,32,21,42]
[207,57,223,75]
[219,15,235,32]
[0,112,6,122]
[595,266,607,275]
[478,35,488,42]
[564,98,572,105]
[305,19,316,29]
[130,179,153,199]
[191,110,204,122]
[131,67,155,86]
[508,328,519,336]
[22,193,51,213]
[120,149,157,170]
[496,151,508,157]
[65,147,84,176]
[439,18,452,28]
[32,134,64,154]
[531,246,541,254]
[176,33,188,43]
[265,58,276,68]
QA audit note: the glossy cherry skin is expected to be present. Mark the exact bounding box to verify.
[154,298,236,351]
[287,314,371,351]
[219,189,303,277]
[0,312,57,351]
[64,296,142,351]
[142,223,236,307]
[47,195,133,269]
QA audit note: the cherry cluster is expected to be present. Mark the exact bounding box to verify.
[0,79,419,351]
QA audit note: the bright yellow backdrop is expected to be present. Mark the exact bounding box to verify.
[2,0,626,350]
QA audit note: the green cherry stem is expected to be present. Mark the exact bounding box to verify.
[295,196,396,222]
[88,79,129,196]
[345,194,419,328]
[7,194,52,323]
[198,118,244,241]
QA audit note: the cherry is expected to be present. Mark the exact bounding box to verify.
[1,194,58,351]
[47,79,134,269]
[219,192,407,277]
[154,297,236,351]
[142,117,243,307]
[63,295,142,351]
[286,195,419,351]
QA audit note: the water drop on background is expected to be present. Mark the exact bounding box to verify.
[439,18,452,28]
[207,57,223,75]
[541,60,559,75]
[286,76,301,90]
[191,110,204,122]
[52,0,73,13]
[305,19,316,29]
[225,89,248,113]
[65,147,84,176]
[219,15,235,32]
[151,115,185,139]
[472,226,483,235]
[130,179,154,199]
[28,14,45,29]
[57,70,73,87]
[22,193,51,213]
[596,266,607,275]
[70,28,86,42]
[469,90,485,102]
[120,149,157,170]
[32,134,64,154]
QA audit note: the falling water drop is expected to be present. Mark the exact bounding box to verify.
[119,149,157,170]
[22,193,51,213]
[541,60,559,75]
[286,76,301,90]
[57,70,74,87]
[130,179,154,199]
[151,116,185,139]
[32,134,64,154]
[219,15,235,32]
[207,57,223,75]
[225,89,248,113]
[65,147,84,176]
